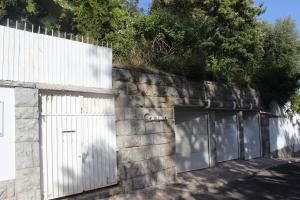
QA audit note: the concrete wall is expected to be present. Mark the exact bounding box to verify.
[113,66,260,192]
[0,87,40,200]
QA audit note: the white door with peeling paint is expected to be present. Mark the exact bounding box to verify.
[175,109,209,173]
[244,113,261,160]
[215,112,239,162]
[41,92,117,200]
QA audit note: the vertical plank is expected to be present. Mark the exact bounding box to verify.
[46,95,53,199]
[41,95,48,199]
[2,26,9,80]
[52,95,58,198]
[0,26,4,79]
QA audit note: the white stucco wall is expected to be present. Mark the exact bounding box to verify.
[0,87,15,181]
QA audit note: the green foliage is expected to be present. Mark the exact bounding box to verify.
[133,0,265,85]
[1,0,299,111]
[254,18,300,109]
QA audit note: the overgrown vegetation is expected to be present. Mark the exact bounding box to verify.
[0,0,299,111]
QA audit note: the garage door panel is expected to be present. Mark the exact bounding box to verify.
[175,111,209,172]
[244,113,261,160]
[176,152,209,173]
[215,112,239,162]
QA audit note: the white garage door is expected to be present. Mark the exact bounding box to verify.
[41,92,117,200]
[215,112,239,162]
[244,113,261,160]
[175,109,209,173]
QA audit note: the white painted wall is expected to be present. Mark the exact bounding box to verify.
[0,25,112,89]
[269,116,300,152]
[269,101,300,153]
[0,87,15,181]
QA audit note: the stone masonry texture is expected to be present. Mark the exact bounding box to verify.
[0,87,40,200]
[0,66,263,200]
[113,66,261,192]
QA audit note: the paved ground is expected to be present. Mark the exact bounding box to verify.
[106,158,300,200]
[189,162,300,200]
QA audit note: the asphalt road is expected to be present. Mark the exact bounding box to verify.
[189,162,300,200]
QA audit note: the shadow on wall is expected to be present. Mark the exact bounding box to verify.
[174,108,209,172]
[88,45,112,88]
[41,92,117,200]
[269,117,300,154]
[113,67,261,192]
[44,66,264,198]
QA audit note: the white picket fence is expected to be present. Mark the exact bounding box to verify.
[0,24,112,89]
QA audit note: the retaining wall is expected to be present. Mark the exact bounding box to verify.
[0,66,263,200]
[113,66,260,192]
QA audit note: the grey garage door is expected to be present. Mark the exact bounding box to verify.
[215,112,239,162]
[175,109,209,173]
[243,113,261,160]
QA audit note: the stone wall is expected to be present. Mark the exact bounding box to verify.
[0,87,40,200]
[0,66,263,199]
[113,66,260,192]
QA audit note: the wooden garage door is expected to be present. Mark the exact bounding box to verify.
[175,109,209,173]
[41,92,117,200]
[215,112,239,162]
[244,113,261,160]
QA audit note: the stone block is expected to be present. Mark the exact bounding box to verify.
[132,174,156,190]
[115,108,137,120]
[144,97,172,108]
[15,107,39,119]
[144,145,160,160]
[138,84,156,96]
[15,143,33,170]
[160,143,175,156]
[137,73,158,85]
[6,180,15,198]
[127,83,139,95]
[171,98,185,105]
[15,168,40,194]
[116,120,145,136]
[121,162,145,179]
[112,81,127,95]
[16,190,39,200]
[140,134,155,146]
[145,120,174,134]
[0,181,7,200]
[113,69,133,82]
[15,119,39,142]
[156,167,176,184]
[32,143,40,167]
[115,95,144,107]
[137,108,174,120]
[15,88,38,107]
[154,132,174,144]
[118,148,144,163]
[119,135,141,148]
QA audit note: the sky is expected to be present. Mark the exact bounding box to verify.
[138,0,300,33]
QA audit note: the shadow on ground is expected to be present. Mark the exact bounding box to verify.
[189,162,300,200]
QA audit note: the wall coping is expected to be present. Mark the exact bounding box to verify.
[0,80,119,95]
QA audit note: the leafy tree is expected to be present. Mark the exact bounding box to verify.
[0,0,74,31]
[254,18,300,109]
[133,0,265,84]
